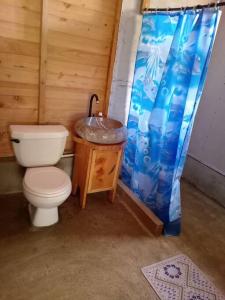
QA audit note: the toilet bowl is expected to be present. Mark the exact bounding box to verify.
[23,166,72,227]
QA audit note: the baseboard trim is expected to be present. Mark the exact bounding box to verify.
[117,180,164,236]
[183,155,225,208]
[188,153,225,176]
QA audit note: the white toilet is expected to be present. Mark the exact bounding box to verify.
[10,125,72,227]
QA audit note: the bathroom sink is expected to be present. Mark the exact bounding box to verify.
[75,117,127,144]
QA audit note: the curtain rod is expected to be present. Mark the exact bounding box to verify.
[142,1,225,13]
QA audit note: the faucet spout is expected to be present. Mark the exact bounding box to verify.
[88,94,100,117]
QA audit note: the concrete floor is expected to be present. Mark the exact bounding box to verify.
[0,181,224,300]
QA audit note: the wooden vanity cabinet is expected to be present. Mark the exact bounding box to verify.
[72,136,124,208]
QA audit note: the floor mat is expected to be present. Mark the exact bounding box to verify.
[142,254,225,300]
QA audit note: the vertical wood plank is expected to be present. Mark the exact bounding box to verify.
[38,0,48,123]
[103,0,123,117]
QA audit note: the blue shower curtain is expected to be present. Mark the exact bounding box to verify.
[121,9,221,235]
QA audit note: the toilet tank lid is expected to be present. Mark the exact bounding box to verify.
[10,125,69,139]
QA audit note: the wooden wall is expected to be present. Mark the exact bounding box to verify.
[0,0,41,157]
[0,0,120,157]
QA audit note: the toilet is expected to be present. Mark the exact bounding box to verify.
[10,125,72,227]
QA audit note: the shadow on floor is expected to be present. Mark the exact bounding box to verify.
[0,182,224,300]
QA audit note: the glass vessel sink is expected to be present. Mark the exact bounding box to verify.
[75,117,127,144]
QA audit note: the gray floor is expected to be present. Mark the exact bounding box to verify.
[0,181,224,300]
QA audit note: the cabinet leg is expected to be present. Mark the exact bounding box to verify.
[108,188,117,203]
[72,161,79,196]
[72,183,78,196]
[80,186,87,209]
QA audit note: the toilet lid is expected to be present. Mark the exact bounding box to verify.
[24,167,71,196]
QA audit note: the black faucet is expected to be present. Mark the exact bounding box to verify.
[88,94,100,117]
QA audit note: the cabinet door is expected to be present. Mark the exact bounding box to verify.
[88,149,121,192]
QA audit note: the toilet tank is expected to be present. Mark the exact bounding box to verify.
[10,125,69,167]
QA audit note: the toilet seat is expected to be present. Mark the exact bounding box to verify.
[23,166,71,197]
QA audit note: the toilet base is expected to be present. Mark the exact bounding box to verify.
[28,204,59,227]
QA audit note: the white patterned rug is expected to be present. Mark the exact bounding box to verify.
[142,254,225,300]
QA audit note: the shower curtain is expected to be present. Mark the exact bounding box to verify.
[121,8,221,235]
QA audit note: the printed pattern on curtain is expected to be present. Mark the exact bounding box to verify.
[121,9,221,235]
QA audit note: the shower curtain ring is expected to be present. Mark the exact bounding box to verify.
[181,6,186,14]
[215,0,220,10]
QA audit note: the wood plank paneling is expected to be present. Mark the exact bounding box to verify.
[0,108,38,156]
[48,31,111,56]
[45,86,104,100]
[0,0,41,13]
[47,45,109,67]
[0,3,41,27]
[0,20,40,43]
[47,60,108,79]
[0,67,38,84]
[0,0,120,157]
[44,0,118,153]
[0,0,41,157]
[0,82,39,97]
[56,0,117,17]
[48,14,113,42]
[49,0,115,28]
[0,53,39,71]
[0,36,40,57]
[0,95,38,109]
[46,73,106,90]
